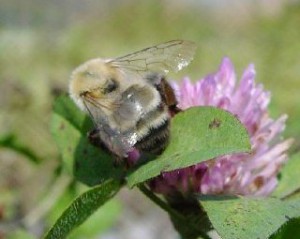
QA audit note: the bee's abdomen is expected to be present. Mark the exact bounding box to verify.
[134,105,170,155]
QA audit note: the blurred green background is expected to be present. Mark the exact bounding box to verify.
[0,0,300,238]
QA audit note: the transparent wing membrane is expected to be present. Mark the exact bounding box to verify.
[108,40,197,75]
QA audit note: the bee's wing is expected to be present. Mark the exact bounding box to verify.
[108,40,197,75]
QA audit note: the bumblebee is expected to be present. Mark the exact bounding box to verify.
[69,40,196,162]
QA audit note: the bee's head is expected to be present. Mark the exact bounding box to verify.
[69,58,121,112]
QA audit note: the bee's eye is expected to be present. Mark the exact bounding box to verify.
[103,79,118,94]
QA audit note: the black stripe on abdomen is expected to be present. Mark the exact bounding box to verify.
[134,119,170,155]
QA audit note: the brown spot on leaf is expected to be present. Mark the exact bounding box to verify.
[209,118,221,129]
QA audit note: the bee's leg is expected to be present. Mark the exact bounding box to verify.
[168,104,182,116]
[155,77,182,117]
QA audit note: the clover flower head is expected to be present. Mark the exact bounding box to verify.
[149,57,293,196]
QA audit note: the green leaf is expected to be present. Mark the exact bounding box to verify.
[47,182,122,239]
[52,95,87,131]
[0,133,41,164]
[43,179,121,239]
[69,199,121,239]
[273,152,300,199]
[199,196,300,239]
[270,218,300,239]
[127,107,251,187]
[51,96,122,186]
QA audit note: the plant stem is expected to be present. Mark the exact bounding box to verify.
[138,184,211,239]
